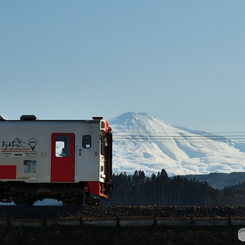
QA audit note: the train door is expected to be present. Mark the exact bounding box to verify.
[51,133,75,182]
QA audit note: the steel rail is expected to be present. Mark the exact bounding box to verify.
[1,216,245,227]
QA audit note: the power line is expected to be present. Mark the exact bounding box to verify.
[112,132,245,143]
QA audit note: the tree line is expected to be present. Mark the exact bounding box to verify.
[103,169,245,206]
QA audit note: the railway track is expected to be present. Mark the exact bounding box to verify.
[0,205,245,227]
[1,215,245,227]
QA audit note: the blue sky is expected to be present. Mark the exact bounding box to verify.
[1,1,245,132]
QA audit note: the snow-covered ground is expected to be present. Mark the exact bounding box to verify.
[109,112,245,176]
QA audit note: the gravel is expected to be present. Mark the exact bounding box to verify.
[1,205,245,219]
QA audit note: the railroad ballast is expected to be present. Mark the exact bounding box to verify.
[0,115,113,206]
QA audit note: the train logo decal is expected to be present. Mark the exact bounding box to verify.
[2,138,38,152]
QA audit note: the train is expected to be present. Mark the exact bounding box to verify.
[0,115,113,206]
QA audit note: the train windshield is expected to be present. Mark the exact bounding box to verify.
[100,121,112,182]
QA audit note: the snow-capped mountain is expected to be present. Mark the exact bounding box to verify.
[109,112,245,176]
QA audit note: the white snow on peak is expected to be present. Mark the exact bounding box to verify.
[109,112,245,176]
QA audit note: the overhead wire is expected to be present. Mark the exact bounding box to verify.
[112,131,245,143]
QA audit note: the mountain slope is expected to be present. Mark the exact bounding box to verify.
[109,112,245,176]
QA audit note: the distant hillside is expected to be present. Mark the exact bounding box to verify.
[177,172,245,189]
[106,170,245,206]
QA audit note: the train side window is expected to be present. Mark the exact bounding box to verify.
[55,135,70,157]
[83,135,91,149]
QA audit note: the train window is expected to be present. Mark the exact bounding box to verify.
[101,137,105,156]
[83,135,91,149]
[55,135,70,157]
[101,136,108,156]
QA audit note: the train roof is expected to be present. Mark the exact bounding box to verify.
[0,115,105,123]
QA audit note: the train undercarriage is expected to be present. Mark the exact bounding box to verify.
[0,182,112,206]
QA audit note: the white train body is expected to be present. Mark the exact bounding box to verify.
[0,115,113,206]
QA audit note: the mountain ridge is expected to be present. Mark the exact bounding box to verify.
[109,112,245,176]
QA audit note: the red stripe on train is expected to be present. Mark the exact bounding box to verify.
[0,165,16,179]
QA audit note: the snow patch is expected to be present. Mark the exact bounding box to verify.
[109,112,245,176]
